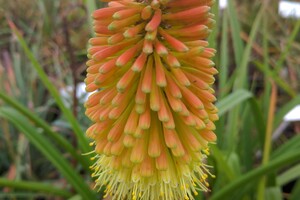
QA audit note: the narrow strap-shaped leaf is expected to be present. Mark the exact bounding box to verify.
[0,178,72,198]
[216,89,253,116]
[0,107,97,200]
[227,0,244,67]
[217,89,265,141]
[0,92,90,171]
[277,164,300,186]
[254,61,297,97]
[275,18,300,72]
[210,151,300,200]
[8,21,90,154]
[290,179,300,200]
[272,134,300,158]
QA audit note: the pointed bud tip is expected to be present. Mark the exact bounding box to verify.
[112,13,120,19]
[108,24,116,31]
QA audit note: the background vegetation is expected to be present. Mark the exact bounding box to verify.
[0,0,299,199]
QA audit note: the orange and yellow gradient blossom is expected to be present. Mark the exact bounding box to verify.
[85,0,218,199]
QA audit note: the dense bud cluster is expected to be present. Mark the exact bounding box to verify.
[85,0,218,199]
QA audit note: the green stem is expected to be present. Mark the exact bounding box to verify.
[0,178,72,198]
[210,151,300,200]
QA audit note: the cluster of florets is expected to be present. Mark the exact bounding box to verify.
[85,0,218,199]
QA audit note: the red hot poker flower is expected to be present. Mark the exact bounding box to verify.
[85,0,218,199]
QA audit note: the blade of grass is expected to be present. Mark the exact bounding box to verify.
[277,164,300,186]
[212,90,264,181]
[275,18,300,72]
[216,89,253,116]
[1,118,15,159]
[254,61,296,97]
[233,5,263,89]
[265,187,282,200]
[0,91,90,171]
[262,8,272,122]
[271,134,300,158]
[0,107,97,200]
[7,20,91,154]
[216,90,266,148]
[239,105,255,170]
[257,81,277,200]
[210,151,300,200]
[211,145,236,180]
[219,11,229,98]
[215,11,229,144]
[227,5,264,151]
[0,193,46,199]
[290,179,300,200]
[227,0,244,67]
[0,178,71,198]
[248,98,266,144]
[215,11,231,144]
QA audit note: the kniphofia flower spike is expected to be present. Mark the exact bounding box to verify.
[85,0,218,199]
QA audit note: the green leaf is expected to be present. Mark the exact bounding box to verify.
[0,192,44,199]
[248,98,266,143]
[275,18,300,72]
[68,194,83,200]
[277,164,300,186]
[254,62,297,97]
[290,179,300,200]
[0,92,90,171]
[0,107,97,200]
[216,90,265,152]
[226,4,264,152]
[272,134,300,158]
[233,3,263,90]
[227,152,241,176]
[0,178,71,198]
[227,0,244,67]
[210,151,300,200]
[8,22,90,154]
[218,11,229,98]
[211,145,236,180]
[216,89,253,116]
[265,187,282,200]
